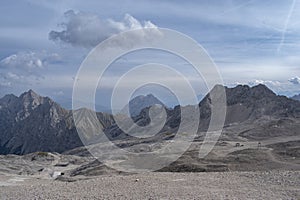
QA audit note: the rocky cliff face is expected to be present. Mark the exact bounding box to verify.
[222,84,300,123]
[200,84,299,119]
[0,90,114,155]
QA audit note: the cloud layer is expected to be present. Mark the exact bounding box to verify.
[49,10,158,47]
[0,51,61,71]
[289,77,300,85]
[0,51,61,91]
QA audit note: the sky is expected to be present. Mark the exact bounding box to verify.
[0,0,300,109]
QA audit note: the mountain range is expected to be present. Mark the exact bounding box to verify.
[0,84,300,155]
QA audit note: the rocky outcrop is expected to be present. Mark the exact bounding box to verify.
[200,84,300,125]
[0,90,114,155]
[292,94,300,101]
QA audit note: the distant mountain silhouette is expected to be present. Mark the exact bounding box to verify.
[292,94,300,101]
[120,94,166,117]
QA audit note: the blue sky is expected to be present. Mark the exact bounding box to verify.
[0,0,300,108]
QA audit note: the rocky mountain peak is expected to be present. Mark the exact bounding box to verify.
[20,89,55,107]
[0,94,19,111]
[20,89,41,102]
[250,84,276,97]
[197,84,300,126]
[0,90,82,154]
[0,94,18,104]
[225,84,276,106]
[16,90,53,121]
[145,93,156,98]
[128,94,165,117]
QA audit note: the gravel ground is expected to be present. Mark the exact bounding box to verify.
[0,171,299,200]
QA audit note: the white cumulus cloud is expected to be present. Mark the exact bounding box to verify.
[289,77,300,85]
[49,10,160,48]
[248,80,282,86]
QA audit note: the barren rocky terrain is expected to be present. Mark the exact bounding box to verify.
[0,129,299,199]
[0,171,299,199]
[1,85,300,199]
